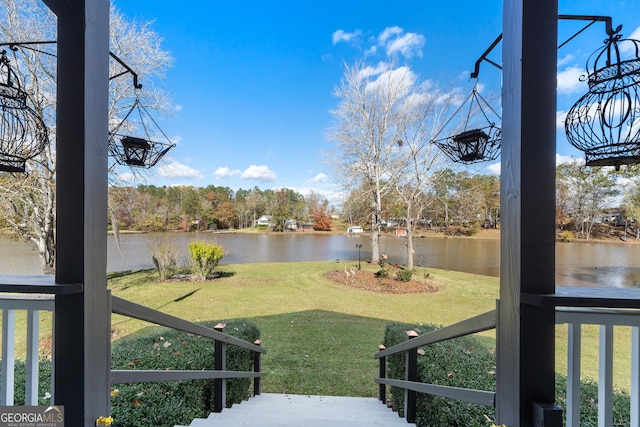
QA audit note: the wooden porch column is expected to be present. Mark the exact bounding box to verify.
[497,0,558,425]
[42,0,111,425]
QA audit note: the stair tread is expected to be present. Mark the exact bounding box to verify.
[176,393,415,427]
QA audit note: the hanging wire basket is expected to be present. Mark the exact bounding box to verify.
[565,29,640,169]
[432,86,501,164]
[108,96,175,168]
[0,49,48,172]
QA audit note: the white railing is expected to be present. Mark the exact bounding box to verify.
[557,307,640,427]
[0,294,54,406]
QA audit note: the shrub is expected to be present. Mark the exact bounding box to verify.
[149,236,179,280]
[383,322,633,427]
[383,322,497,426]
[559,230,574,242]
[555,374,630,426]
[188,241,225,280]
[110,319,260,427]
[396,269,413,282]
[375,259,389,278]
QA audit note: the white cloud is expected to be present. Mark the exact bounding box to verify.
[213,166,241,180]
[556,110,567,129]
[557,66,587,95]
[364,45,377,56]
[556,154,583,166]
[385,32,425,58]
[366,66,417,95]
[174,104,183,112]
[378,26,403,43]
[621,27,640,55]
[156,160,204,180]
[293,186,347,208]
[113,172,135,184]
[357,61,391,79]
[332,29,362,45]
[558,53,575,67]
[486,162,501,176]
[374,27,425,59]
[241,165,277,182]
[307,173,328,184]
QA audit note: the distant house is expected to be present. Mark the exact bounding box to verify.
[299,222,314,231]
[255,215,272,227]
[285,219,298,231]
[395,228,407,238]
[347,226,363,234]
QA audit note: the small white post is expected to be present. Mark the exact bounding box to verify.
[598,324,613,427]
[1,309,16,405]
[631,326,640,427]
[25,310,40,405]
[567,322,582,427]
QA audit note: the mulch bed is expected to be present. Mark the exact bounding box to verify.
[324,269,438,294]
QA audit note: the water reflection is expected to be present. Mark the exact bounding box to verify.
[2,233,640,288]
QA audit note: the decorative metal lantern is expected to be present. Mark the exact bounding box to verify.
[0,49,48,172]
[108,97,175,168]
[432,87,501,164]
[565,30,640,169]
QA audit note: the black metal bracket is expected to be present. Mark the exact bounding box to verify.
[470,14,619,78]
[0,40,142,89]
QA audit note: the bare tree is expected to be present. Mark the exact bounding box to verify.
[329,62,417,264]
[0,0,173,272]
[390,81,462,269]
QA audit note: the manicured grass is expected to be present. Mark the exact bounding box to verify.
[108,261,499,396]
[3,261,635,396]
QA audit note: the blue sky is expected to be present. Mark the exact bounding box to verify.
[114,1,640,206]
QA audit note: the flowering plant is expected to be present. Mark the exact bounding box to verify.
[96,416,113,426]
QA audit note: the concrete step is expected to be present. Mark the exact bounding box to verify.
[175,393,415,427]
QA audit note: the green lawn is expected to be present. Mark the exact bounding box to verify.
[3,261,634,396]
[108,261,499,396]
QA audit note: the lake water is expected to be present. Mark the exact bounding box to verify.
[1,232,640,288]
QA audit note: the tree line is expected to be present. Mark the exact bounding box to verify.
[106,161,640,242]
[106,169,500,234]
[107,185,334,233]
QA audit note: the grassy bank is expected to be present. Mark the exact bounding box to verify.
[4,261,634,396]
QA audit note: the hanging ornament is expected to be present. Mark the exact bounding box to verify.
[565,28,640,170]
[108,96,175,168]
[432,86,501,164]
[0,49,48,172]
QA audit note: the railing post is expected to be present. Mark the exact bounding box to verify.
[632,326,640,427]
[1,309,15,405]
[566,322,582,427]
[405,330,418,423]
[25,310,40,405]
[214,323,227,413]
[253,339,262,396]
[599,324,613,427]
[378,344,387,404]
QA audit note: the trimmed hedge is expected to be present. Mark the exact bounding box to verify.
[383,323,496,426]
[109,319,260,427]
[383,322,632,427]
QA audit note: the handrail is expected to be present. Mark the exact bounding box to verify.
[110,294,266,413]
[111,295,265,353]
[376,297,640,426]
[111,369,266,384]
[375,309,497,423]
[376,378,496,407]
[375,309,496,359]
